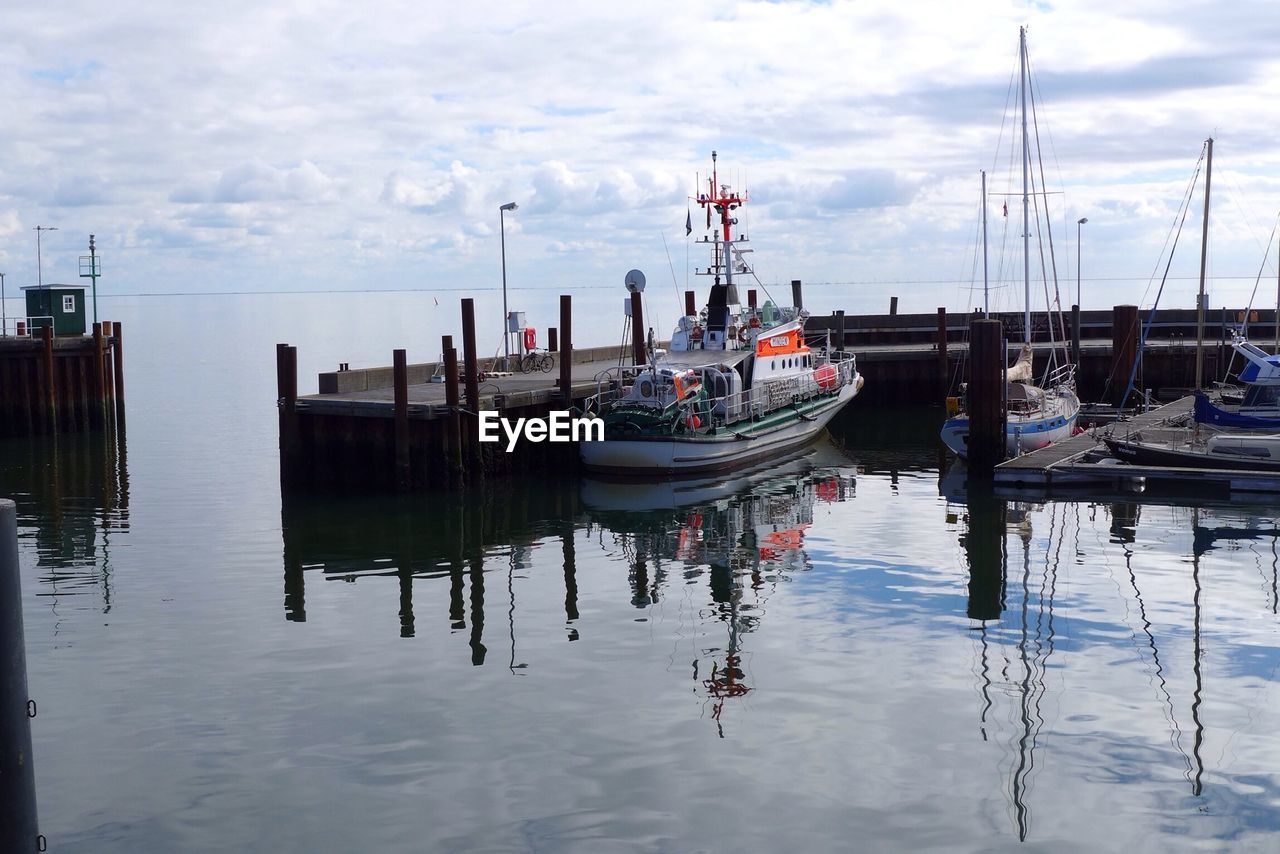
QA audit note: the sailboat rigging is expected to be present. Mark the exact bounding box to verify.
[941,27,1081,459]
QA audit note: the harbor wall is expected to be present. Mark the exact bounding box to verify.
[0,323,125,438]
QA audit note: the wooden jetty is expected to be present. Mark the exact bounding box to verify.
[995,396,1280,495]
[277,295,1274,492]
[0,322,126,437]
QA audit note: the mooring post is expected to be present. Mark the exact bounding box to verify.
[1070,304,1081,378]
[560,294,573,405]
[834,309,846,356]
[630,291,645,367]
[889,296,899,316]
[684,290,697,317]
[112,321,126,430]
[277,344,299,483]
[444,343,463,489]
[393,349,410,491]
[791,280,804,310]
[548,327,558,353]
[747,289,757,311]
[40,325,56,434]
[936,307,948,401]
[0,500,40,854]
[461,299,480,415]
[1110,304,1139,409]
[968,318,1006,476]
[92,322,106,430]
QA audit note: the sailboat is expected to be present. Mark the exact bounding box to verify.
[940,27,1080,459]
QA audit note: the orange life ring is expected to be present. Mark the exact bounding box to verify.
[737,327,750,342]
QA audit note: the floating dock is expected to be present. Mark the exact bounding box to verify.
[995,396,1280,495]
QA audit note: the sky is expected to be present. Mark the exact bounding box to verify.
[3,0,1280,338]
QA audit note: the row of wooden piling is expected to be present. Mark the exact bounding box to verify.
[278,296,578,491]
[0,322,126,438]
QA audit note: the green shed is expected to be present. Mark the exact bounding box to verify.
[22,284,88,336]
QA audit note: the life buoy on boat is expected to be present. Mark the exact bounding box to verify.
[685,413,701,430]
[748,315,761,328]
[690,325,703,341]
[814,363,838,391]
[737,326,750,342]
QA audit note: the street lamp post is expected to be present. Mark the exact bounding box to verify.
[1076,217,1088,309]
[1,272,6,336]
[499,202,518,371]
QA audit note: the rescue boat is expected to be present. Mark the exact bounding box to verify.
[579,152,863,476]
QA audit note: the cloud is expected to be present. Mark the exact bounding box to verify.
[171,161,336,204]
[381,161,479,214]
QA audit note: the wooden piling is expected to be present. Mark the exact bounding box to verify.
[790,280,804,310]
[967,318,1005,476]
[548,327,558,353]
[747,289,757,310]
[444,343,463,487]
[92,322,106,429]
[393,349,410,491]
[936,307,948,401]
[630,291,645,366]
[685,290,697,317]
[461,299,480,414]
[40,326,56,433]
[1109,304,1139,408]
[834,309,846,354]
[277,344,299,483]
[111,322,125,430]
[560,294,573,404]
[889,296,899,316]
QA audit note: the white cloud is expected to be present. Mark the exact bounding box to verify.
[0,0,1276,313]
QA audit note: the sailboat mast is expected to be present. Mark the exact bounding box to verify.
[1195,137,1213,389]
[1020,26,1031,346]
[982,169,990,317]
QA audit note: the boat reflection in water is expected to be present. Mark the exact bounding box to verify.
[948,474,1280,842]
[582,439,855,734]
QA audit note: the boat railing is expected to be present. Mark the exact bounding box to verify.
[586,353,858,423]
[1046,362,1076,391]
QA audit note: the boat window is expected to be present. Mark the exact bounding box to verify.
[639,380,653,397]
[771,359,776,369]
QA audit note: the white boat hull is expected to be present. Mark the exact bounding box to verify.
[581,384,858,475]
[941,390,1080,459]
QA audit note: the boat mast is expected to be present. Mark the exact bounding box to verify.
[1020,26,1031,346]
[1195,136,1213,389]
[982,169,990,317]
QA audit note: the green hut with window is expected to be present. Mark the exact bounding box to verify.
[22,283,88,336]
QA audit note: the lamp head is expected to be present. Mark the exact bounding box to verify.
[1078,217,1088,225]
[501,202,518,212]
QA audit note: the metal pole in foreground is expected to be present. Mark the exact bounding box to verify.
[499,202,518,371]
[1,272,6,335]
[1076,217,1088,312]
[1,500,41,852]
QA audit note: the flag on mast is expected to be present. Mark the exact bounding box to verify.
[685,209,692,236]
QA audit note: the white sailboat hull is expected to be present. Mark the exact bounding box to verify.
[581,384,858,475]
[941,389,1080,459]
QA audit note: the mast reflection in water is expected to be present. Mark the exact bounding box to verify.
[947,471,1280,843]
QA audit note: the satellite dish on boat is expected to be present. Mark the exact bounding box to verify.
[624,269,646,294]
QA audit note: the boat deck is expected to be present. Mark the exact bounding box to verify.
[995,395,1280,495]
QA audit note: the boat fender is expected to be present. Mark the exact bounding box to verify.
[685,413,701,429]
[945,396,960,416]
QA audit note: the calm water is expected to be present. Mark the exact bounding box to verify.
[3,293,1280,852]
